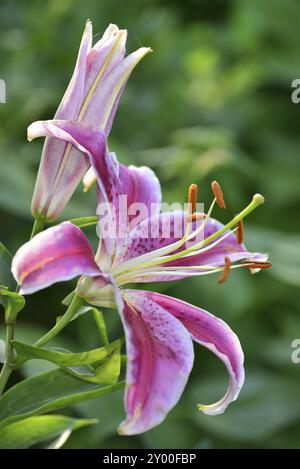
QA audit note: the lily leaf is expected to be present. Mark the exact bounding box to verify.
[13,339,120,366]
[0,243,14,289]
[0,368,125,428]
[0,414,97,449]
[0,287,25,317]
[61,290,75,306]
[12,339,122,383]
[0,243,15,309]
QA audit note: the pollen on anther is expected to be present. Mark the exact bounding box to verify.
[236,219,244,244]
[211,180,226,209]
[186,212,206,222]
[241,260,272,269]
[217,256,231,284]
[188,184,198,215]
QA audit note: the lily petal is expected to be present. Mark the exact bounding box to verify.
[137,290,245,415]
[27,120,106,162]
[83,24,127,108]
[116,289,194,435]
[112,164,161,264]
[11,222,100,295]
[83,47,152,133]
[80,45,153,192]
[57,20,93,120]
[28,121,114,268]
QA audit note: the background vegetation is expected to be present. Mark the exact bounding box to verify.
[0,0,300,448]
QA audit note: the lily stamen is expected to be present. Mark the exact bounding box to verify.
[139,194,264,269]
[211,180,226,209]
[188,183,198,215]
[112,194,265,278]
[236,219,244,244]
[217,257,231,284]
[116,259,265,286]
[186,212,206,222]
[241,260,272,269]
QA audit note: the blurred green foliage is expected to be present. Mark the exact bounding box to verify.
[0,0,300,449]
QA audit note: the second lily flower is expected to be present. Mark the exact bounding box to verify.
[31,21,151,222]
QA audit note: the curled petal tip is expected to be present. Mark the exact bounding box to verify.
[117,425,128,436]
[136,47,153,57]
[27,125,34,142]
[197,403,224,416]
[27,121,43,142]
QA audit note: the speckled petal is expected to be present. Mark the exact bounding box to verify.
[116,289,194,435]
[138,290,245,415]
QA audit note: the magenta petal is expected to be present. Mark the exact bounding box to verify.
[83,47,152,134]
[138,291,245,415]
[92,153,161,269]
[56,21,92,120]
[28,118,108,220]
[28,120,106,160]
[122,210,186,262]
[83,24,126,107]
[11,222,100,295]
[120,164,161,221]
[116,289,194,435]
[111,164,161,264]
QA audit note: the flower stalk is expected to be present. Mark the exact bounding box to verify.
[0,302,16,395]
[34,293,84,347]
[30,218,45,239]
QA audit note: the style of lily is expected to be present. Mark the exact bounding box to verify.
[12,121,270,435]
[31,21,151,223]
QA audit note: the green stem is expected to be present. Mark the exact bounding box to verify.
[0,218,46,393]
[30,218,45,239]
[0,321,15,395]
[34,294,84,347]
[68,216,98,229]
[91,309,109,346]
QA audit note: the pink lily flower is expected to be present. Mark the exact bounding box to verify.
[12,121,269,435]
[30,21,152,222]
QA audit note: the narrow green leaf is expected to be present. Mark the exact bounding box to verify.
[61,290,75,306]
[0,415,96,449]
[0,243,14,289]
[0,243,15,309]
[0,368,125,428]
[13,339,122,384]
[91,308,109,346]
[91,345,121,384]
[0,287,25,317]
[13,339,120,367]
